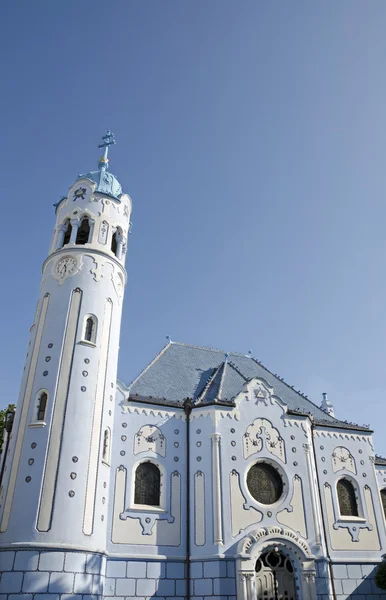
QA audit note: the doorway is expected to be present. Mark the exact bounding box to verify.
[255,549,296,600]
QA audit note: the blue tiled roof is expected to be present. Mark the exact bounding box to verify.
[76,169,122,199]
[125,342,370,431]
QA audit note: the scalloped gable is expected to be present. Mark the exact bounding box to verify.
[125,342,369,431]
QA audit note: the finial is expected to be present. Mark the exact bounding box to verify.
[224,352,229,363]
[166,335,172,344]
[321,392,335,417]
[98,130,116,170]
[247,350,252,357]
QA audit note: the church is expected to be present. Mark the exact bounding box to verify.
[0,133,386,600]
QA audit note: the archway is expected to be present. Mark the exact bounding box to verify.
[236,526,317,600]
[255,549,295,600]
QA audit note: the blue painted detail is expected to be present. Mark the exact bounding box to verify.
[33,595,59,600]
[14,550,39,571]
[106,561,126,578]
[85,554,103,574]
[39,551,65,572]
[194,579,213,596]
[22,571,49,593]
[48,572,74,594]
[147,562,166,579]
[155,579,176,596]
[64,552,86,573]
[76,169,122,200]
[166,562,185,579]
[115,578,136,597]
[136,578,157,596]
[0,551,15,570]
[126,561,146,579]
[190,562,203,579]
[203,561,227,578]
[175,580,186,595]
[226,561,236,578]
[73,573,93,594]
[0,572,23,594]
[213,578,236,596]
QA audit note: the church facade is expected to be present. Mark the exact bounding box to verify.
[1,134,386,600]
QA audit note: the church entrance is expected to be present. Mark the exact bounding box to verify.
[255,550,296,600]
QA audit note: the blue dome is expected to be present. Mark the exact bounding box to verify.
[76,169,122,199]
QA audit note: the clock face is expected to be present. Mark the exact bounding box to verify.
[55,256,78,278]
[73,187,86,201]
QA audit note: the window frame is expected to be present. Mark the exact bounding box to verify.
[336,476,363,520]
[81,314,97,346]
[75,216,91,245]
[130,459,166,512]
[29,389,49,428]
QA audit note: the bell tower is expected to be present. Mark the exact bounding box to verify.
[0,133,132,555]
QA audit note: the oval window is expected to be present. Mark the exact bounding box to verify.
[247,462,283,505]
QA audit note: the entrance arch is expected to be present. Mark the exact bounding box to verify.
[255,550,296,600]
[236,526,317,600]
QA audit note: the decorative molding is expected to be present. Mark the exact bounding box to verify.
[243,418,286,463]
[133,425,166,457]
[332,446,356,474]
[194,471,206,546]
[121,404,186,421]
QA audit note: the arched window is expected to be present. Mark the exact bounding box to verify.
[76,217,90,245]
[111,230,118,256]
[83,315,97,343]
[134,462,161,506]
[37,392,48,421]
[63,220,72,246]
[337,478,359,516]
[380,489,386,519]
[247,462,283,505]
[102,428,111,464]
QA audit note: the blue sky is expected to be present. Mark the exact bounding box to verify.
[1,2,386,452]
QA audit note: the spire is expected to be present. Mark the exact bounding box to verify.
[98,130,116,171]
[321,392,335,417]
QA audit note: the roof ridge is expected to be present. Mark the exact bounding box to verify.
[217,361,227,401]
[170,340,252,358]
[196,364,223,404]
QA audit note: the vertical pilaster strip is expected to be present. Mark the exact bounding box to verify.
[0,293,50,532]
[83,298,113,535]
[211,432,223,545]
[37,288,82,531]
[304,442,323,549]
[194,471,206,546]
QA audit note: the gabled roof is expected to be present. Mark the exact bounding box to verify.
[125,341,370,432]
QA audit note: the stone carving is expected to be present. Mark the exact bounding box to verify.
[98,220,109,244]
[332,446,356,474]
[243,418,286,463]
[133,425,166,457]
[253,381,270,406]
[87,256,104,282]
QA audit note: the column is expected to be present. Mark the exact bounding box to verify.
[70,219,80,243]
[211,433,223,545]
[56,224,67,249]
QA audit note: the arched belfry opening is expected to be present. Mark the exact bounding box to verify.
[255,550,296,600]
[76,217,90,245]
[62,220,72,246]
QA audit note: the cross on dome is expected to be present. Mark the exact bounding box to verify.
[98,130,116,169]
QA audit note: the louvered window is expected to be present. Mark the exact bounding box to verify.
[247,462,283,505]
[337,479,359,516]
[380,489,386,519]
[134,462,161,506]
